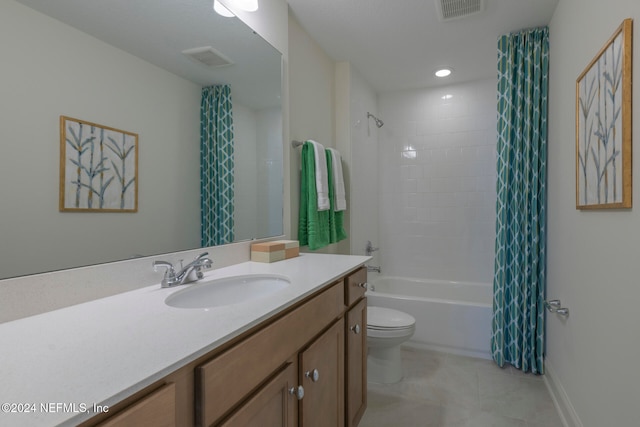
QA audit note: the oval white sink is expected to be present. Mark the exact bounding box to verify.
[165,274,290,309]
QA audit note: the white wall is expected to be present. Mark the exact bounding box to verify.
[336,63,380,261]
[288,13,343,254]
[0,1,201,278]
[546,2,640,426]
[377,80,497,282]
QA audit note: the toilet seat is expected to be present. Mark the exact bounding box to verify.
[367,306,416,329]
[367,325,415,339]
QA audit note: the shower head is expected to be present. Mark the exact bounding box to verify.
[367,112,384,128]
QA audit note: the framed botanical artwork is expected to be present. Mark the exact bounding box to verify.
[576,19,632,209]
[59,116,138,212]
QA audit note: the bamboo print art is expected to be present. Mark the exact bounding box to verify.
[106,133,136,210]
[60,116,138,212]
[576,19,632,209]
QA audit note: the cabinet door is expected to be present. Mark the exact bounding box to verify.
[219,362,298,427]
[346,299,367,427]
[95,383,175,427]
[300,318,345,427]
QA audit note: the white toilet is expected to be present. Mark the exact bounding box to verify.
[367,306,416,384]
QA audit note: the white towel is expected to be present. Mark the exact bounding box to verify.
[327,148,346,211]
[306,140,330,211]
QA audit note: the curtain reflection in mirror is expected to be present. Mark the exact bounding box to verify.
[200,85,235,246]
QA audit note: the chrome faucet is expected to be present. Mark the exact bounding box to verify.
[153,252,213,288]
[367,265,381,273]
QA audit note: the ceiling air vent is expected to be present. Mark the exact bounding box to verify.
[435,0,484,22]
[181,46,234,67]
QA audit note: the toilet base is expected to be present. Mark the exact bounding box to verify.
[367,344,403,384]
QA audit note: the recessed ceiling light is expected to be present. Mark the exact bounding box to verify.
[435,68,452,78]
[441,94,453,100]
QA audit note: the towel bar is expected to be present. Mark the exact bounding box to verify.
[292,140,304,148]
[545,300,561,311]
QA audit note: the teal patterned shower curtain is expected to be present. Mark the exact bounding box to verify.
[201,85,234,247]
[492,27,548,374]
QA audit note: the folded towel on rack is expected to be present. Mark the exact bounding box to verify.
[298,142,347,250]
[326,150,347,244]
[299,142,330,249]
[326,148,346,211]
[306,140,330,211]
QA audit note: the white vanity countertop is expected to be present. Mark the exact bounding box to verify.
[0,253,369,427]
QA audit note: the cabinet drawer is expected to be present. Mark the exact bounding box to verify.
[196,281,344,426]
[345,267,367,307]
[95,383,175,427]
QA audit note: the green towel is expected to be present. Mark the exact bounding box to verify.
[298,143,347,250]
[298,143,330,249]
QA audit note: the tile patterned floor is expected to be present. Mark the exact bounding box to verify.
[360,347,563,427]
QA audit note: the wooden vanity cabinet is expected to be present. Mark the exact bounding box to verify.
[82,266,367,427]
[219,318,346,427]
[344,267,368,427]
[345,266,367,307]
[218,361,299,426]
[93,383,176,427]
[346,298,367,427]
[299,318,345,427]
[197,281,345,426]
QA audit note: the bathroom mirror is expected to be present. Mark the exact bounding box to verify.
[0,0,283,279]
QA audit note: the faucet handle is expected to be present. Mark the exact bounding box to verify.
[153,260,174,272]
[365,240,379,255]
[193,252,213,272]
[153,260,178,287]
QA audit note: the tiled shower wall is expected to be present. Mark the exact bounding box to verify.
[377,79,497,283]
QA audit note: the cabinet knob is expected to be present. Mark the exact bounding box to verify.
[350,324,361,334]
[289,385,304,400]
[358,282,369,289]
[305,369,320,382]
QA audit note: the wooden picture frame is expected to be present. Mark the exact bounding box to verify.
[576,19,633,209]
[60,116,138,212]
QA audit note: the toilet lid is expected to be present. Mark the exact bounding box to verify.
[367,306,416,329]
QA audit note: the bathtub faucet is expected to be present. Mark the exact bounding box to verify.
[367,265,381,273]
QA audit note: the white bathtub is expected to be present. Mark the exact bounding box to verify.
[366,276,493,359]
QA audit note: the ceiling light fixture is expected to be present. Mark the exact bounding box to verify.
[435,68,452,78]
[214,0,259,17]
[213,0,235,17]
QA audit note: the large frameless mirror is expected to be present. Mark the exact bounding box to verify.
[0,0,283,279]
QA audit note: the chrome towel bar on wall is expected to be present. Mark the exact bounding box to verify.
[545,299,569,317]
